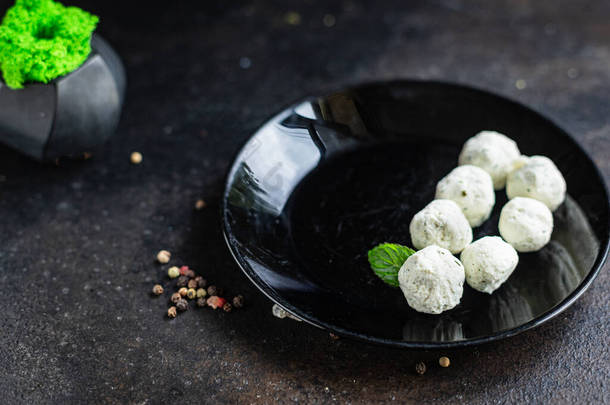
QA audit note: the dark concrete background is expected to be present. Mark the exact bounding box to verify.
[0,0,608,403]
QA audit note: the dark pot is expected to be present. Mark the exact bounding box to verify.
[0,34,126,161]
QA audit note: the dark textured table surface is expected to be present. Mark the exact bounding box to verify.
[0,1,608,403]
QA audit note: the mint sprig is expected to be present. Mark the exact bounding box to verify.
[367,243,416,287]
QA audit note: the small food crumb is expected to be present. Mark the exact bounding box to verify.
[239,57,252,69]
[152,284,164,296]
[271,304,302,321]
[439,356,450,368]
[195,199,207,210]
[515,79,527,90]
[176,298,189,311]
[156,250,171,264]
[415,361,426,375]
[167,266,180,279]
[186,288,197,300]
[323,14,336,27]
[284,11,301,25]
[170,292,181,304]
[130,151,143,164]
[232,295,244,308]
[178,287,188,297]
[167,306,177,318]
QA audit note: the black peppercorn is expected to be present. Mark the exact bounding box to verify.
[415,361,426,375]
[222,302,232,312]
[196,297,207,307]
[176,275,189,287]
[197,277,208,289]
[170,292,181,304]
[176,298,189,311]
[207,285,218,296]
[232,295,244,308]
[187,279,198,289]
[185,269,196,278]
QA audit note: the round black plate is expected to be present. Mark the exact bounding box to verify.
[222,80,609,348]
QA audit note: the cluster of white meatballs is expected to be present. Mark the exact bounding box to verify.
[400,130,566,314]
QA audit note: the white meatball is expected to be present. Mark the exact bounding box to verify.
[506,155,567,211]
[398,245,465,314]
[499,197,553,252]
[458,131,521,190]
[435,165,495,227]
[409,199,473,254]
[460,236,519,294]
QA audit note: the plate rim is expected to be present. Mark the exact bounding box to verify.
[221,79,610,349]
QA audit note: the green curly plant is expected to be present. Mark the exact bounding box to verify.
[0,0,98,89]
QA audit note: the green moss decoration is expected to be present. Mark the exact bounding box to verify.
[0,0,99,89]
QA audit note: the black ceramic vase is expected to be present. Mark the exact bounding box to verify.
[0,34,126,161]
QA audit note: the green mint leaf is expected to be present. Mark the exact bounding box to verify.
[367,243,416,287]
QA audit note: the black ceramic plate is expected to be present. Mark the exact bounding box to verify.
[222,80,609,348]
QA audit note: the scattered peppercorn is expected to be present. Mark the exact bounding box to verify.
[232,295,244,308]
[207,296,226,310]
[171,292,181,304]
[179,266,190,276]
[284,11,301,25]
[207,285,218,296]
[156,250,171,264]
[178,287,188,297]
[197,277,208,289]
[415,362,426,375]
[195,199,206,210]
[167,306,177,318]
[176,276,189,287]
[223,302,232,312]
[196,288,207,298]
[186,288,197,299]
[439,356,450,368]
[152,284,164,295]
[187,279,198,289]
[130,151,143,164]
[196,297,207,307]
[167,266,180,279]
[185,269,196,278]
[176,298,189,311]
